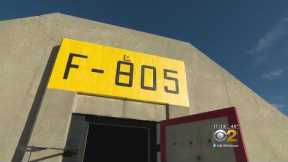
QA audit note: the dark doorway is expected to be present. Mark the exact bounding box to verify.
[84,124,149,162]
[63,114,157,162]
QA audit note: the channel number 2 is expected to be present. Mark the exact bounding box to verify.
[226,129,237,143]
[115,60,179,94]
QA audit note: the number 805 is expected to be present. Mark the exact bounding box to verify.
[115,60,179,94]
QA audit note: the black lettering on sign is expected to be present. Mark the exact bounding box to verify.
[164,69,179,94]
[63,53,88,79]
[141,65,157,90]
[91,68,104,74]
[115,61,134,87]
[123,55,131,62]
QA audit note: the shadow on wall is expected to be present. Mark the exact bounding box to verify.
[12,46,60,162]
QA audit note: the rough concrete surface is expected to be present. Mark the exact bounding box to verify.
[0,13,287,162]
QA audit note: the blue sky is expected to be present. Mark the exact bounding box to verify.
[1,0,287,115]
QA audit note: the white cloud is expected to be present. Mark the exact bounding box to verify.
[248,17,288,67]
[252,55,268,67]
[261,69,284,80]
[249,17,288,55]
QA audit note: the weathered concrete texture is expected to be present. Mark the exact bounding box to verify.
[123,100,166,121]
[28,89,75,162]
[0,13,287,162]
[73,94,166,121]
[0,16,62,162]
[73,94,125,118]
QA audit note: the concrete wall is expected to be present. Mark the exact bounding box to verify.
[0,13,287,162]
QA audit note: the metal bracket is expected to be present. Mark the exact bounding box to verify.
[24,146,78,157]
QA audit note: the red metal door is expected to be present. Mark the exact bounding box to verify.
[160,107,248,162]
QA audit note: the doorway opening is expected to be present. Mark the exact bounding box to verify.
[85,123,148,162]
[63,114,157,162]
[64,107,247,162]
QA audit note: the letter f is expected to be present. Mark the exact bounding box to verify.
[63,53,88,79]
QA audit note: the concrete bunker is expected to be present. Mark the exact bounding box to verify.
[0,13,287,162]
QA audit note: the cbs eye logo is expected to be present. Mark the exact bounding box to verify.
[213,129,237,143]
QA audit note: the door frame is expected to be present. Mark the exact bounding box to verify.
[63,113,157,162]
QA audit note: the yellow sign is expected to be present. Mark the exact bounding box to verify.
[48,38,189,107]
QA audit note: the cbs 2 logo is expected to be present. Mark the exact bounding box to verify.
[213,129,237,143]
